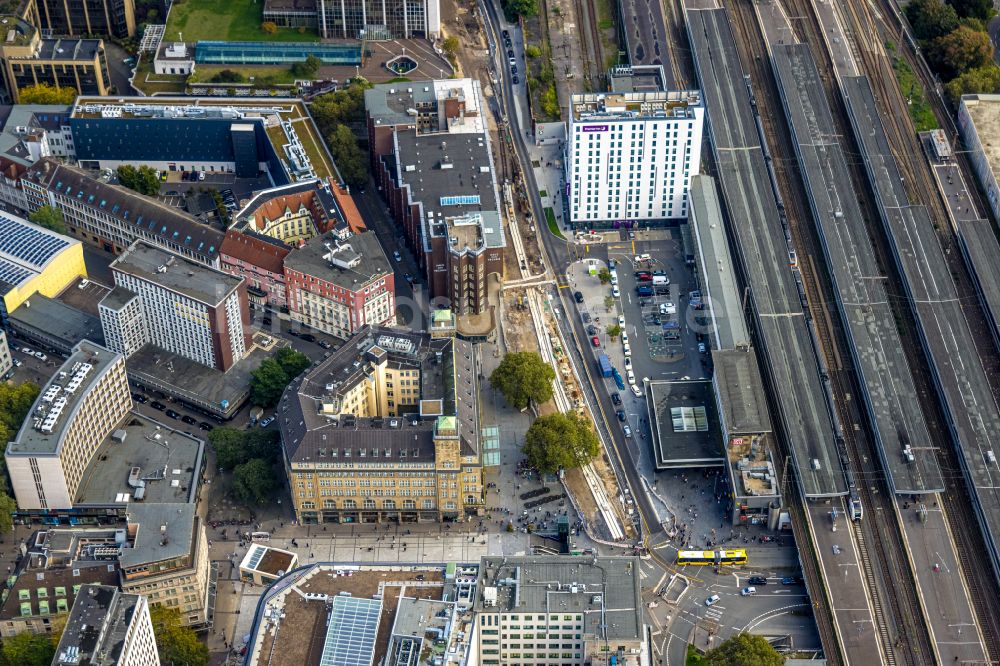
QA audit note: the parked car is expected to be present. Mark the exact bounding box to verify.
[132,393,148,403]
[616,409,626,422]
[611,286,620,298]
[11,359,20,367]
[512,76,520,85]
[318,340,332,349]
[591,336,601,347]
[582,312,591,323]
[704,595,720,607]
[611,392,622,405]
[260,416,275,427]
[182,415,197,425]
[35,352,47,362]
[586,324,597,335]
[165,409,180,419]
[623,424,632,438]
[631,384,643,398]
[748,576,768,585]
[199,421,214,431]
[300,333,316,343]
[698,342,707,353]
[574,291,584,303]
[393,250,402,262]
[781,577,798,585]
[150,401,166,411]
[618,315,625,327]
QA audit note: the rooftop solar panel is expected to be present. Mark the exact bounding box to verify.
[0,214,70,270]
[319,596,381,666]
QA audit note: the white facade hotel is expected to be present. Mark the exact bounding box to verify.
[567,90,704,225]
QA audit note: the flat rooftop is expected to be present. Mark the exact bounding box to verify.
[366,78,485,133]
[7,340,120,456]
[392,130,501,241]
[474,556,642,642]
[609,65,669,93]
[73,413,204,507]
[646,379,724,469]
[8,294,105,349]
[686,6,845,497]
[284,231,391,290]
[240,544,297,577]
[570,89,701,122]
[711,349,771,437]
[110,240,243,305]
[961,94,1000,185]
[126,342,268,417]
[55,585,140,666]
[33,38,102,62]
[689,175,750,350]
[121,503,196,569]
[774,44,943,494]
[248,564,449,666]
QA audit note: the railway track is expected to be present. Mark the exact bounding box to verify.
[570,0,602,87]
[726,1,934,663]
[828,0,1000,661]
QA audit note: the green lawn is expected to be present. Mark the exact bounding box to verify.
[892,57,937,132]
[191,64,299,85]
[686,645,707,666]
[544,207,564,239]
[165,0,319,42]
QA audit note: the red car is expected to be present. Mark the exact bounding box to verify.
[591,336,601,347]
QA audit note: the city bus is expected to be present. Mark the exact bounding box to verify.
[676,549,748,566]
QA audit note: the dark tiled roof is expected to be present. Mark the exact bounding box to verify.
[0,564,120,621]
[25,159,224,262]
[220,229,290,275]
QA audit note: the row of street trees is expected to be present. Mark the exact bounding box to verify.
[309,80,372,190]
[489,352,599,473]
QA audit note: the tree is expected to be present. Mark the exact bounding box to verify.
[0,630,56,666]
[950,0,994,21]
[18,83,77,105]
[489,351,555,409]
[326,124,367,188]
[606,323,621,340]
[929,25,992,79]
[442,35,460,57]
[29,205,67,235]
[0,382,40,447]
[526,45,542,58]
[946,63,1000,100]
[598,269,611,284]
[309,80,373,132]
[523,412,600,473]
[905,0,958,42]
[233,458,277,504]
[249,358,290,407]
[502,0,538,20]
[275,347,310,379]
[0,492,16,534]
[208,427,247,471]
[604,296,614,311]
[291,54,322,79]
[704,633,783,666]
[245,428,280,462]
[116,164,161,196]
[150,605,209,666]
[260,21,278,34]
[210,69,245,83]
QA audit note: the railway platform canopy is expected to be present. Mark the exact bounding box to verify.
[684,2,846,498]
[771,43,943,495]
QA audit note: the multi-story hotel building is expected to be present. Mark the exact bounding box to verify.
[279,322,484,524]
[366,79,505,319]
[284,230,395,338]
[566,90,704,226]
[54,585,160,666]
[101,240,250,371]
[473,556,645,666]
[5,340,131,510]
